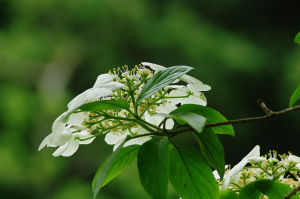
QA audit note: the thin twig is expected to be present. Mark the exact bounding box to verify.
[171,101,300,136]
[284,186,300,199]
[122,101,300,140]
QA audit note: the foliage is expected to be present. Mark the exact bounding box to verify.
[295,32,300,44]
[289,85,300,107]
[39,64,300,199]
[1,1,300,198]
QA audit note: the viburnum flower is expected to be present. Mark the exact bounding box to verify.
[39,74,124,156]
[39,63,211,156]
[217,145,264,190]
[67,74,124,112]
[216,145,300,191]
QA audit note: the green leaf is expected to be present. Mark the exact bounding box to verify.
[170,104,234,136]
[137,137,169,199]
[79,100,130,112]
[92,137,136,198]
[239,179,292,199]
[291,193,300,199]
[239,180,262,199]
[289,85,300,107]
[295,32,300,44]
[193,129,225,179]
[171,112,207,133]
[136,65,192,104]
[255,180,291,199]
[169,146,218,199]
[219,190,239,199]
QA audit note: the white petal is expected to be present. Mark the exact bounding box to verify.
[112,139,124,151]
[79,137,95,145]
[53,138,80,157]
[182,93,207,106]
[213,170,220,181]
[67,112,85,126]
[180,75,211,91]
[60,138,80,157]
[168,88,188,105]
[67,88,112,112]
[124,136,151,147]
[93,74,114,88]
[75,130,95,145]
[38,134,52,151]
[288,155,300,163]
[248,157,266,163]
[104,132,128,145]
[48,130,72,146]
[52,143,68,157]
[187,82,211,92]
[157,103,177,114]
[85,88,112,101]
[296,163,300,169]
[221,145,260,190]
[67,90,89,111]
[165,119,174,129]
[93,73,124,90]
[245,145,261,158]
[144,104,176,129]
[97,81,124,91]
[52,113,67,134]
[141,62,166,71]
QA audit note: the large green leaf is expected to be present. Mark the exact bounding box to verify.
[136,65,192,104]
[239,179,292,199]
[255,180,291,199]
[170,104,234,136]
[92,137,136,198]
[170,112,207,133]
[219,190,239,199]
[169,146,218,199]
[193,129,225,179]
[79,100,130,112]
[295,32,300,44]
[239,180,262,199]
[289,85,300,107]
[137,137,169,199]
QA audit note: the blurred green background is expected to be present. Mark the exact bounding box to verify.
[0,0,299,198]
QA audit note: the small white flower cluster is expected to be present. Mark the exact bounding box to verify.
[39,62,211,157]
[215,146,300,192]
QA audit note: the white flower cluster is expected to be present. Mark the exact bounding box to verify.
[215,146,300,191]
[38,62,210,157]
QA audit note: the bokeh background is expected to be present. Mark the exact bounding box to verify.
[0,0,300,198]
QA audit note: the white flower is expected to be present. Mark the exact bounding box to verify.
[288,155,300,169]
[67,74,124,112]
[144,103,177,129]
[67,88,113,112]
[288,154,300,163]
[93,74,124,90]
[105,103,177,151]
[168,85,207,106]
[39,73,124,156]
[141,62,211,91]
[39,112,95,157]
[220,145,264,190]
[38,113,72,149]
[105,127,151,151]
[52,129,95,157]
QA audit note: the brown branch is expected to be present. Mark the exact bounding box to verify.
[171,100,300,136]
[284,186,300,199]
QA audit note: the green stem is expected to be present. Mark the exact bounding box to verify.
[127,80,138,116]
